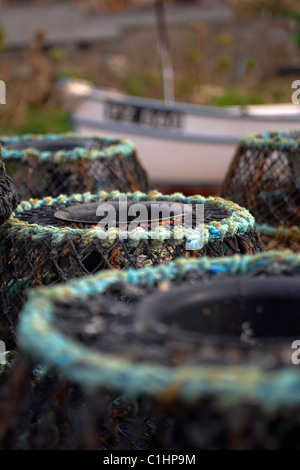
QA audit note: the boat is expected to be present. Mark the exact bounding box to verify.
[61,79,300,193]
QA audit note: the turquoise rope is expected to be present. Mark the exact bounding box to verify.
[18,250,300,408]
[1,190,255,250]
[241,129,300,151]
[257,223,300,241]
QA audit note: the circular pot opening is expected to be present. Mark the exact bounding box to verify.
[1,137,105,152]
[54,201,189,226]
[138,277,300,346]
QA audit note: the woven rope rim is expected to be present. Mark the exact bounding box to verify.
[241,129,300,151]
[257,224,300,242]
[18,250,300,408]
[0,132,135,163]
[2,190,255,249]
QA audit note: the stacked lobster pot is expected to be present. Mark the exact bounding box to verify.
[221,130,300,252]
[0,132,149,350]
[0,190,262,347]
[2,251,300,449]
[0,133,153,199]
[0,132,153,433]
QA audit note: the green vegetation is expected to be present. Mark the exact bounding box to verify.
[176,75,198,99]
[146,69,161,86]
[123,72,146,97]
[293,30,300,48]
[217,56,231,71]
[207,88,265,107]
[187,49,199,65]
[245,58,258,71]
[15,107,70,135]
[0,0,297,134]
[213,32,232,48]
[50,47,67,63]
[58,68,93,82]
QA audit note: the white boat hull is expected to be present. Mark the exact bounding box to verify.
[65,82,300,186]
[75,123,235,184]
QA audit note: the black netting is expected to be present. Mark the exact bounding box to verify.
[0,357,157,450]
[1,135,153,198]
[3,362,300,450]
[148,398,300,450]
[260,233,300,253]
[221,134,300,227]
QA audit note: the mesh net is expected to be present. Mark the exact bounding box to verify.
[0,357,156,450]
[0,191,261,348]
[1,251,300,450]
[1,134,153,199]
[221,130,300,227]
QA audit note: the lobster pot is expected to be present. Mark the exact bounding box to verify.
[221,130,300,252]
[0,190,261,347]
[0,133,153,199]
[2,250,300,450]
[221,130,300,228]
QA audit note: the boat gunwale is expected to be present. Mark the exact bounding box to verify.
[70,115,241,145]
[85,88,300,121]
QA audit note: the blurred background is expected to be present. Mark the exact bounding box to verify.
[0,0,299,135]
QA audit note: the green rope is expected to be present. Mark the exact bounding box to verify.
[257,223,300,242]
[0,133,134,163]
[241,129,300,151]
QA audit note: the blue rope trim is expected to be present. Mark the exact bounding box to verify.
[0,133,135,163]
[241,129,300,151]
[18,250,300,408]
[257,223,300,242]
[2,190,255,249]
